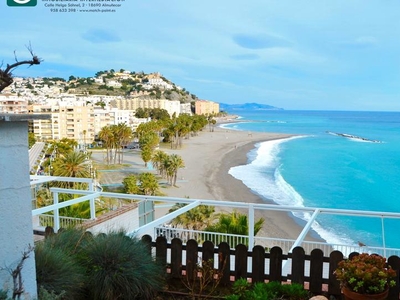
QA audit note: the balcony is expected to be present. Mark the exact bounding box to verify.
[30,176,400,299]
[30,176,400,255]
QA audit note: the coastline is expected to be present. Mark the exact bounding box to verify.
[92,121,324,244]
[160,124,324,242]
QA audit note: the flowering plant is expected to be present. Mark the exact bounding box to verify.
[334,253,397,295]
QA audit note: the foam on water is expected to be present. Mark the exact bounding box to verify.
[223,110,400,249]
[228,139,285,202]
[229,137,356,246]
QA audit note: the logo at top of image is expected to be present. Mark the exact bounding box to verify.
[7,0,37,6]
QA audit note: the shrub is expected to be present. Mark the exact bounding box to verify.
[335,253,396,294]
[37,287,67,300]
[230,278,251,298]
[78,231,165,300]
[35,229,165,300]
[0,290,8,300]
[41,227,90,256]
[35,242,86,299]
[226,280,309,300]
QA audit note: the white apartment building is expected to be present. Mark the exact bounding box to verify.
[180,102,192,115]
[93,106,114,137]
[113,98,181,117]
[94,106,149,135]
[0,94,28,114]
[78,95,123,107]
[112,108,132,125]
[147,78,173,90]
[110,108,149,132]
[29,102,95,144]
[93,77,104,84]
[105,79,122,88]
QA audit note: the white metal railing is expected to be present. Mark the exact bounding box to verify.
[30,175,400,258]
[153,226,400,258]
[38,214,87,229]
[155,226,250,246]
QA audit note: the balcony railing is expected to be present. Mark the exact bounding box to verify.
[154,225,400,258]
[30,175,400,259]
[38,214,87,228]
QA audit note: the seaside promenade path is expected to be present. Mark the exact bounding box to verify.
[29,142,45,172]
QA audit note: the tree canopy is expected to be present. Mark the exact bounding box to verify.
[98,124,133,164]
[123,172,160,196]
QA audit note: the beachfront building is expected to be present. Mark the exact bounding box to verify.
[112,108,133,125]
[180,102,192,115]
[93,105,115,138]
[0,94,28,114]
[28,105,61,141]
[28,102,95,144]
[93,105,149,142]
[28,100,150,143]
[112,98,181,117]
[195,100,220,115]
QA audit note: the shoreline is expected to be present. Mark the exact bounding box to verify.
[92,122,325,244]
[159,125,324,243]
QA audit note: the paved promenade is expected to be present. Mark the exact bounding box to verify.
[29,142,45,172]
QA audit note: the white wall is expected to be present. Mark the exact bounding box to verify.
[0,122,37,299]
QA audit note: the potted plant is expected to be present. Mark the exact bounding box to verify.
[334,253,397,300]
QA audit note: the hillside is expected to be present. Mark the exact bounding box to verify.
[64,70,198,103]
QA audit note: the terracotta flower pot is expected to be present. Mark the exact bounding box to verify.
[342,287,389,300]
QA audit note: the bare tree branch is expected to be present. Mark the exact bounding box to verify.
[0,43,42,93]
[0,245,34,300]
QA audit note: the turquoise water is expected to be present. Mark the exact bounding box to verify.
[221,110,400,248]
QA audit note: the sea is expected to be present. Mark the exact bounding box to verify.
[220,110,400,250]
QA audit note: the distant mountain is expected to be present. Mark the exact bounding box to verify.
[219,102,283,111]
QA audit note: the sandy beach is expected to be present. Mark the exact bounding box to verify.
[94,124,323,243]
[158,125,324,242]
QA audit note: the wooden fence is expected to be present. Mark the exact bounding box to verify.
[38,228,400,299]
[141,235,400,299]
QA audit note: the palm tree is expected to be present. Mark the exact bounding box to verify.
[115,123,133,164]
[50,138,78,158]
[141,145,153,168]
[167,154,185,186]
[161,154,172,183]
[205,210,265,236]
[138,172,160,196]
[169,204,215,230]
[151,150,168,177]
[82,129,87,150]
[139,131,159,167]
[59,201,91,219]
[109,125,120,164]
[122,174,140,194]
[35,187,53,208]
[52,151,91,188]
[98,126,114,164]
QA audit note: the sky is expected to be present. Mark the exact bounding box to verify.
[1,0,400,111]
